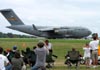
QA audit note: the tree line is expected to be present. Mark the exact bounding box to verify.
[0,32,34,38]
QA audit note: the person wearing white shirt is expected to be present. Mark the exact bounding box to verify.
[45,40,52,50]
[89,33,99,68]
[0,47,10,70]
[83,43,91,67]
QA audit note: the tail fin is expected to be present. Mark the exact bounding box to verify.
[0,9,24,25]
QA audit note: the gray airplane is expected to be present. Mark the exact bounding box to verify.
[0,9,91,38]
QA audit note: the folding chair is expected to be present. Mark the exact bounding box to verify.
[46,50,57,70]
[46,53,55,69]
[65,51,80,70]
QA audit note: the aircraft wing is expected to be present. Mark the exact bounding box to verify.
[32,24,59,32]
[38,28,54,31]
[37,27,60,32]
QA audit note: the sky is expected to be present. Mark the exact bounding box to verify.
[0,0,100,36]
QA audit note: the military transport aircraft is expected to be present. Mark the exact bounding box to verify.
[0,9,91,38]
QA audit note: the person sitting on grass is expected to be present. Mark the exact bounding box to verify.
[11,51,24,70]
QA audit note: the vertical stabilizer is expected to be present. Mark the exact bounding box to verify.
[0,9,24,25]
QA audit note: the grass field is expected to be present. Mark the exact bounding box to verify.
[0,38,100,70]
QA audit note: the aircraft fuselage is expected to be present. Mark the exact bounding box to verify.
[7,25,91,38]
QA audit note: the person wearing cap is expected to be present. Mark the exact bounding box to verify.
[12,45,17,52]
[7,45,18,63]
[31,41,49,70]
[89,33,99,68]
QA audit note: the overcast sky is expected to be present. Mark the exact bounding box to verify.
[0,0,100,36]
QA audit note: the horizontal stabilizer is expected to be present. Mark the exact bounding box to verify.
[0,9,24,25]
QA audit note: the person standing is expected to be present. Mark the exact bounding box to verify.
[31,41,49,70]
[45,40,52,50]
[89,33,99,68]
[83,43,91,67]
[0,47,10,70]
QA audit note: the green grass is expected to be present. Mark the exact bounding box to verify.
[0,38,100,70]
